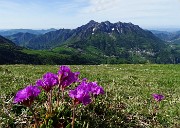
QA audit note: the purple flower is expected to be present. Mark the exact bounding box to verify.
[77,80,104,96]
[58,65,80,88]
[13,85,41,107]
[76,79,90,91]
[36,72,58,92]
[69,87,91,106]
[69,78,104,106]
[88,82,104,96]
[152,94,165,102]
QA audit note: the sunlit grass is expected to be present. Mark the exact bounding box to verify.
[0,64,180,127]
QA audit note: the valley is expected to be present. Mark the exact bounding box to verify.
[0,21,180,64]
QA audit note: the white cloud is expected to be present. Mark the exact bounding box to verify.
[81,0,119,13]
[0,0,180,29]
[76,0,180,28]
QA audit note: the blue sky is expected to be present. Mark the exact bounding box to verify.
[0,0,180,30]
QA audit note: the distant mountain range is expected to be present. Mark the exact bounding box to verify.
[6,32,37,46]
[151,30,180,44]
[0,28,57,36]
[1,20,180,64]
[6,20,167,50]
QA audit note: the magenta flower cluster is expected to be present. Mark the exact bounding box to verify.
[58,65,80,88]
[69,78,104,105]
[13,85,41,107]
[36,72,58,92]
[13,65,104,107]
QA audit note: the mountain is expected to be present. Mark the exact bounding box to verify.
[26,29,73,49]
[0,35,40,64]
[2,21,180,64]
[6,32,37,46]
[170,32,180,44]
[0,28,57,36]
[52,20,179,64]
[20,20,166,50]
[0,35,96,65]
[151,30,180,44]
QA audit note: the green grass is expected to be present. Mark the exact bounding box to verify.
[0,64,180,127]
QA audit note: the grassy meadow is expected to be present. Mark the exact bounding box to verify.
[0,64,180,127]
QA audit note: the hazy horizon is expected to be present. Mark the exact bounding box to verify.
[0,22,180,32]
[0,0,180,30]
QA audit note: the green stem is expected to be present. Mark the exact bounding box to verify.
[49,89,53,113]
[29,106,39,128]
[152,101,158,127]
[57,75,62,107]
[72,100,75,128]
[57,84,61,107]
[61,86,64,103]
[57,83,64,107]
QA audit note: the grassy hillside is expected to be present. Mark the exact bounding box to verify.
[0,64,180,127]
[5,20,179,64]
[0,35,41,64]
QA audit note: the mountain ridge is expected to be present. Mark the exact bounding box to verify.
[1,20,180,64]
[6,32,37,46]
[15,20,165,50]
[151,30,180,44]
[0,28,57,36]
